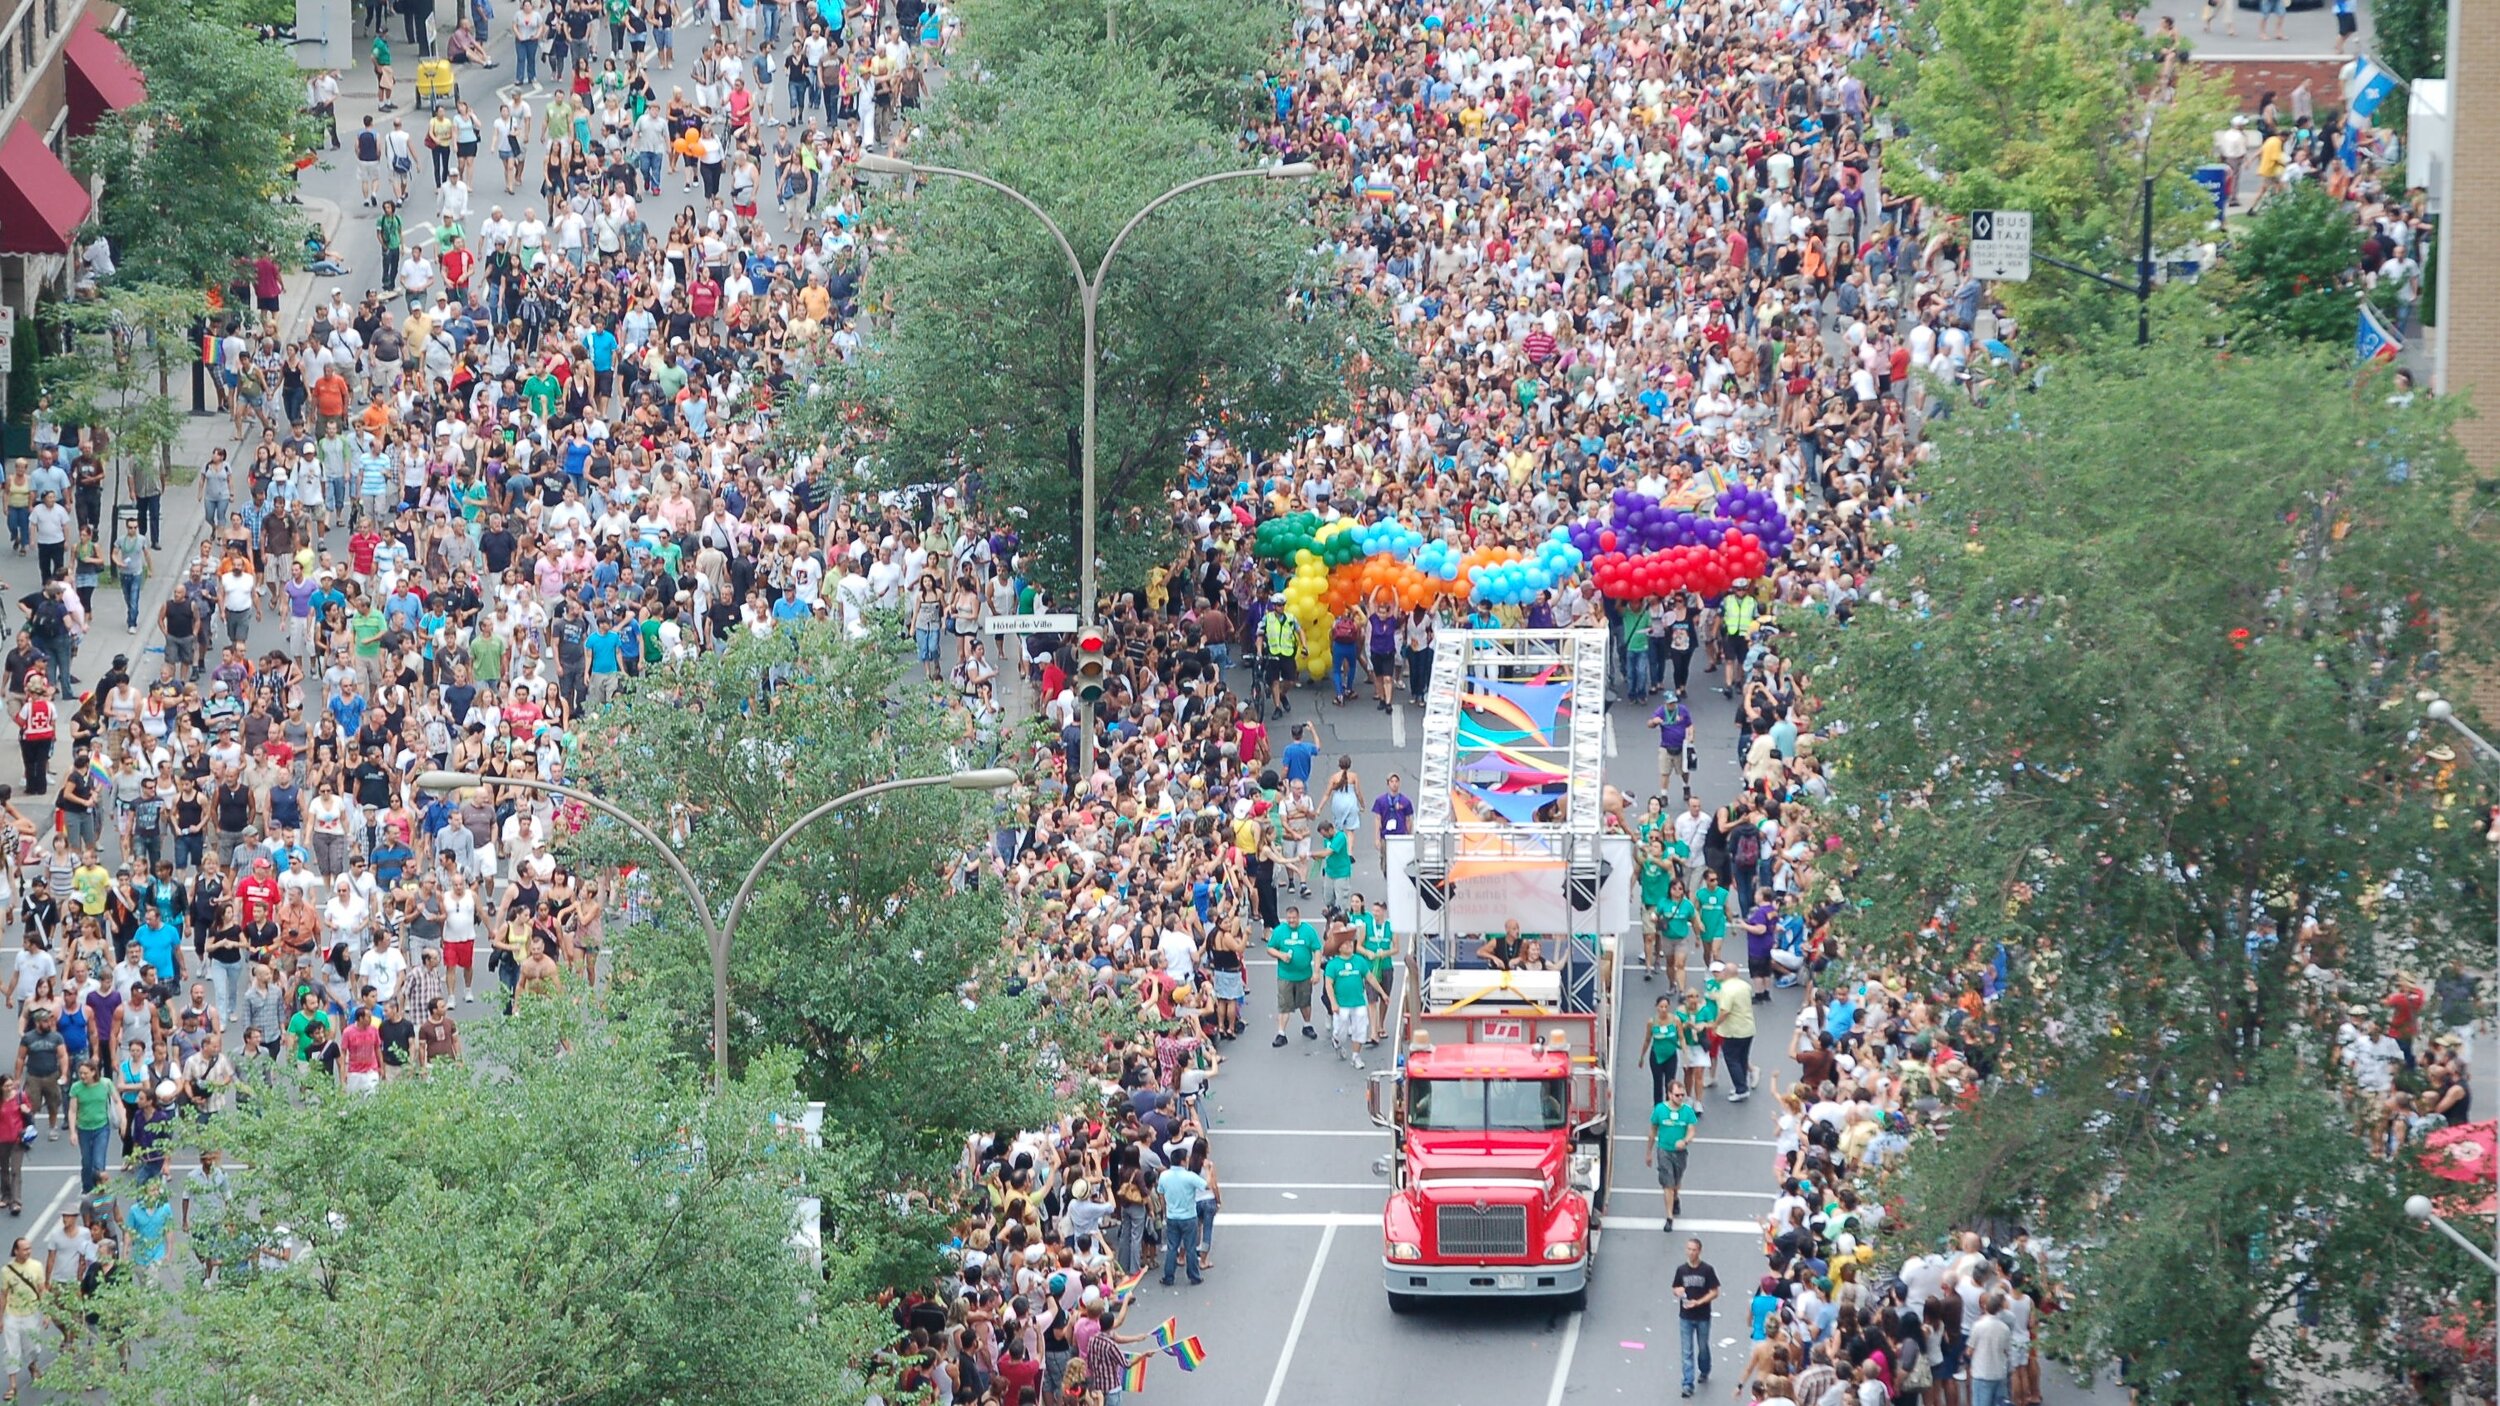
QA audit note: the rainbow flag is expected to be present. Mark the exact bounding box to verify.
[1112,1270,1146,1305]
[1149,1317,1179,1349]
[1165,1336,1208,1371]
[1123,1353,1151,1393]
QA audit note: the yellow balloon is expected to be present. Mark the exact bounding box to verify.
[1294,549,1320,569]
[1316,519,1350,541]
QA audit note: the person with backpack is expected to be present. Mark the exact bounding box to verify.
[1327,608,1361,705]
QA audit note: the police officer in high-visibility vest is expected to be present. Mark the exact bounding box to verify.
[1719,591,1758,697]
[1260,594,1303,718]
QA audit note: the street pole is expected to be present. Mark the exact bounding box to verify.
[2420,696,2500,1405]
[853,154,1317,788]
[2136,172,2155,349]
[416,766,1016,1090]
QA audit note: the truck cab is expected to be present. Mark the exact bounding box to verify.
[1369,1039,1601,1312]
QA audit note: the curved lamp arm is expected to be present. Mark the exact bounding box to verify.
[718,769,1015,952]
[863,158,1090,294]
[1094,165,1315,294]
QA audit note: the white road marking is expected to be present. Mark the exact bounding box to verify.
[1604,713,1618,759]
[1391,704,1407,750]
[1544,1232,1589,1406]
[1212,1210,1761,1234]
[1203,1127,1774,1149]
[1225,1181,1769,1200]
[1259,1222,1337,1406]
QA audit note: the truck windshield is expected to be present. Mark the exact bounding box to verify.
[1407,1078,1568,1132]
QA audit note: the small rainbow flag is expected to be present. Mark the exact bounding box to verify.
[1165,1336,1208,1371]
[1111,1270,1147,1305]
[1123,1353,1151,1393]
[1149,1317,1179,1349]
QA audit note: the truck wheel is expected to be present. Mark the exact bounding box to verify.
[1561,1285,1588,1313]
[1387,1292,1418,1316]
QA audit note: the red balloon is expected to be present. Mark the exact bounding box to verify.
[1598,529,1618,553]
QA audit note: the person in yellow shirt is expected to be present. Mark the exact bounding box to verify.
[1709,961,1758,1101]
[2,1235,44,1398]
[2256,130,2288,201]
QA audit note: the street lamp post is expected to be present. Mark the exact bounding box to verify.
[853,152,1319,785]
[415,766,1019,1090]
[2419,696,2500,1396]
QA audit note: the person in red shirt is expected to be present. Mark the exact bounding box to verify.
[236,856,282,925]
[2384,975,2428,1067]
[439,237,476,299]
[348,527,383,580]
[14,676,54,791]
[339,1007,385,1092]
[311,366,352,437]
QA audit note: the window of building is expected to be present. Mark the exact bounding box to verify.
[13,11,29,60]
[41,0,55,36]
[0,39,15,110]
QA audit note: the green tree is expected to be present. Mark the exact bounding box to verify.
[2376,0,2447,88]
[56,1001,890,1406]
[818,47,1402,597]
[564,626,1109,1238]
[39,283,208,492]
[1868,0,2230,347]
[76,0,315,291]
[950,0,1287,126]
[1803,343,2500,1402]
[2215,182,2380,347]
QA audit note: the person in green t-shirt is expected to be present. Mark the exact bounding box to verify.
[69,1060,115,1192]
[1695,873,1732,964]
[1316,821,1354,916]
[1644,1081,1698,1226]
[1646,994,1680,1107]
[1320,933,1383,1068]
[351,603,386,662]
[1265,906,1322,1047]
[1676,987,1718,1107]
[1637,814,1677,976]
[1658,876,1698,992]
[1346,893,1393,1047]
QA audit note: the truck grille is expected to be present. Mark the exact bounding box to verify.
[1435,1204,1529,1258]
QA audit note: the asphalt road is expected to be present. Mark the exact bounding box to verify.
[1128,675,2143,1406]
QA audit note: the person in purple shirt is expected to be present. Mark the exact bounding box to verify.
[1365,602,1400,711]
[1741,901,1778,993]
[1370,772,1414,863]
[85,983,123,1060]
[1649,693,1693,800]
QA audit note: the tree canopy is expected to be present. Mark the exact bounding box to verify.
[61,1002,888,1406]
[1803,342,2500,1400]
[77,0,315,291]
[950,0,1286,126]
[563,626,1102,1248]
[1868,0,2229,346]
[2218,182,2387,348]
[813,47,1401,597]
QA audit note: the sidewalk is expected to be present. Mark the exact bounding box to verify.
[63,197,343,686]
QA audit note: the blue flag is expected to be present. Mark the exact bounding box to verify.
[2346,56,2399,120]
[2356,304,2401,364]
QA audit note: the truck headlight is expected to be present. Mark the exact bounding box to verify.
[1543,1241,1583,1261]
[1388,1242,1422,1262]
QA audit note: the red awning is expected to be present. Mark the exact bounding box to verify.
[63,19,145,140]
[0,121,91,256]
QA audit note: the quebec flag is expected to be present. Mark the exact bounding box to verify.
[2345,56,2399,120]
[2357,303,2402,364]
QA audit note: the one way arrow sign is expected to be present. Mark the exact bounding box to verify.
[1968,209,2032,282]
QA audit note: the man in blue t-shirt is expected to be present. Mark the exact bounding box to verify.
[1279,723,1318,786]
[585,620,625,704]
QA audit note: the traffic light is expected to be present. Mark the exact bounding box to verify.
[1073,627,1111,702]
